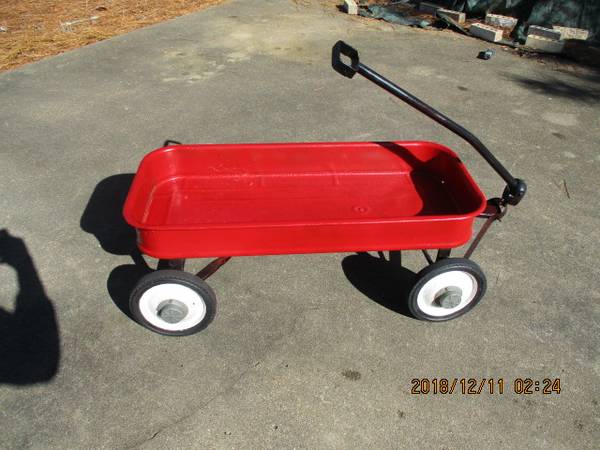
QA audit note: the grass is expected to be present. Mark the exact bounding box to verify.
[0,0,224,71]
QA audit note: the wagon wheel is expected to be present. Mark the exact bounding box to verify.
[408,258,486,321]
[129,270,216,336]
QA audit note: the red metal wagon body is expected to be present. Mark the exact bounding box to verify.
[120,42,526,335]
[124,141,486,259]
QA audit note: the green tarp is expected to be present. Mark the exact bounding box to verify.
[445,0,599,41]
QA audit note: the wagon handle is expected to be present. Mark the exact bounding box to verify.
[331,41,526,206]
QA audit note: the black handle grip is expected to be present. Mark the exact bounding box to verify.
[331,41,526,206]
[332,41,359,78]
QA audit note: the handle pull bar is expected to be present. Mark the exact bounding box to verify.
[332,41,526,206]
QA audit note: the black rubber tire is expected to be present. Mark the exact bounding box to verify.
[129,270,217,336]
[408,258,486,322]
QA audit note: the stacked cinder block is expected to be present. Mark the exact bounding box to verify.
[525,25,560,53]
[528,25,562,40]
[552,26,589,41]
[437,8,465,24]
[419,2,466,24]
[524,22,589,53]
[380,3,590,54]
[485,13,518,30]
[525,35,564,53]
[469,23,503,42]
[470,13,519,42]
[343,0,358,15]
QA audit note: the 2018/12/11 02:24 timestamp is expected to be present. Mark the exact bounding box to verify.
[410,378,562,395]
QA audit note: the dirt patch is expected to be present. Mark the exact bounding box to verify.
[0,0,224,72]
[341,369,362,381]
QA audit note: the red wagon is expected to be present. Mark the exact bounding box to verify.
[123,42,526,335]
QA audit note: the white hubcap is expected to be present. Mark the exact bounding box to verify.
[139,283,207,331]
[416,270,478,317]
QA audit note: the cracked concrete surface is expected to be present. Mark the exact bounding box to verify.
[1,0,599,448]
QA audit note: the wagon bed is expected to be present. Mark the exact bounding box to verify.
[123,141,486,259]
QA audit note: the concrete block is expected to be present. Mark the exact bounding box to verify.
[437,8,465,24]
[418,2,441,15]
[553,25,589,41]
[525,35,565,54]
[528,25,561,41]
[469,23,503,42]
[344,0,358,15]
[485,13,517,30]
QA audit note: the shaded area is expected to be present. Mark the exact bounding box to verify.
[80,174,138,256]
[504,72,600,103]
[80,174,151,320]
[378,141,478,215]
[106,263,151,320]
[342,252,417,318]
[0,230,59,384]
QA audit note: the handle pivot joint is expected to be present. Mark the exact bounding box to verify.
[502,179,527,206]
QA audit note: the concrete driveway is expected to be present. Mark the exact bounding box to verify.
[1,0,599,448]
